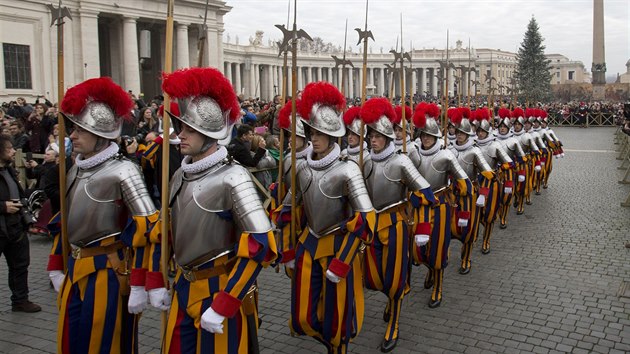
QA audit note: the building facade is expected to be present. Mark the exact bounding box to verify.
[0,0,588,103]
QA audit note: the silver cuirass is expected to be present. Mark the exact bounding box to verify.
[282,154,308,192]
[287,158,373,236]
[477,140,513,168]
[170,162,271,268]
[66,157,156,247]
[363,153,431,212]
[341,147,370,165]
[514,131,540,154]
[395,140,421,168]
[418,148,468,192]
[448,144,493,180]
[529,130,547,151]
[496,136,526,161]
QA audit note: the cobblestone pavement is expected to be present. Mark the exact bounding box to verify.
[1,127,629,354]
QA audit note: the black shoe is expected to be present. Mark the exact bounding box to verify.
[382,307,390,323]
[516,210,524,215]
[481,247,490,254]
[428,298,441,308]
[423,272,434,289]
[499,223,507,229]
[535,191,541,195]
[543,185,548,189]
[380,337,398,353]
[525,201,532,205]
[459,266,470,275]
[12,301,41,313]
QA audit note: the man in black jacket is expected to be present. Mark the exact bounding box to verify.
[0,134,41,312]
[227,124,266,167]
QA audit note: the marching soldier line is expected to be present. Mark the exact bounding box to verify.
[45,66,566,353]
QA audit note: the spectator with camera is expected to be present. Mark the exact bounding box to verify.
[0,134,41,313]
[25,103,55,153]
[227,124,266,167]
[24,147,58,191]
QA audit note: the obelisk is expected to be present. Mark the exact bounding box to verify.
[592,0,606,100]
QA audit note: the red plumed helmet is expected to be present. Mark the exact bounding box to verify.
[158,102,180,118]
[525,108,536,118]
[61,77,133,139]
[394,105,412,126]
[297,81,346,137]
[460,107,471,120]
[61,77,133,119]
[447,107,462,125]
[161,67,239,123]
[412,107,427,128]
[343,106,361,125]
[360,97,396,139]
[477,108,490,121]
[541,110,548,119]
[512,107,525,118]
[360,97,395,124]
[498,108,511,119]
[278,100,295,130]
[424,103,440,119]
[298,81,345,121]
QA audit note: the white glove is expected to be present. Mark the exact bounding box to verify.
[476,194,486,207]
[325,269,341,283]
[534,165,541,172]
[49,271,65,293]
[414,234,430,247]
[555,155,559,159]
[128,286,148,314]
[458,218,469,227]
[561,153,565,158]
[148,287,171,311]
[518,175,526,182]
[200,307,225,334]
[285,259,295,270]
[541,162,545,167]
[504,187,513,194]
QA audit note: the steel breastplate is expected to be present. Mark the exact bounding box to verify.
[478,142,499,167]
[66,159,129,247]
[499,139,517,160]
[418,150,451,191]
[170,163,240,268]
[299,159,352,236]
[364,156,407,212]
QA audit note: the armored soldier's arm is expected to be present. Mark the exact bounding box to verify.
[472,148,493,174]
[325,162,375,280]
[527,135,540,154]
[399,154,435,207]
[46,212,64,272]
[408,147,422,169]
[513,141,527,163]
[495,143,514,168]
[534,135,547,153]
[211,172,278,319]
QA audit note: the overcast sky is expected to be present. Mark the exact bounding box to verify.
[224,0,629,78]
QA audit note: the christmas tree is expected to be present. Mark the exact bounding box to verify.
[515,17,552,103]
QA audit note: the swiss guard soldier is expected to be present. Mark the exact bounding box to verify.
[494,108,527,228]
[448,108,494,275]
[474,108,514,253]
[360,97,435,352]
[539,111,565,189]
[511,107,540,213]
[281,81,375,354]
[273,99,311,278]
[393,104,421,168]
[146,67,278,354]
[341,106,370,164]
[525,109,548,196]
[412,103,471,308]
[47,77,159,354]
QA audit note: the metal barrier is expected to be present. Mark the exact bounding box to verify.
[548,112,617,127]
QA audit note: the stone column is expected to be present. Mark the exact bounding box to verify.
[411,69,418,96]
[317,67,322,82]
[306,66,312,84]
[268,65,274,100]
[234,63,242,95]
[463,70,469,97]
[592,0,606,99]
[379,68,385,96]
[297,66,303,90]
[431,68,438,97]
[176,22,190,69]
[122,16,140,94]
[79,10,100,80]
[206,28,220,70]
[248,61,256,98]
[448,67,455,96]
[225,62,233,87]
[347,68,354,99]
[419,68,426,96]
[253,64,260,98]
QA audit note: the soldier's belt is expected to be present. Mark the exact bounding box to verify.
[71,240,125,260]
[180,257,237,282]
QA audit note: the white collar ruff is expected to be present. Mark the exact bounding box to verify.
[307,143,340,169]
[419,140,441,156]
[181,146,227,174]
[295,142,312,159]
[75,142,120,169]
[347,141,368,155]
[371,141,395,161]
[452,138,474,151]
